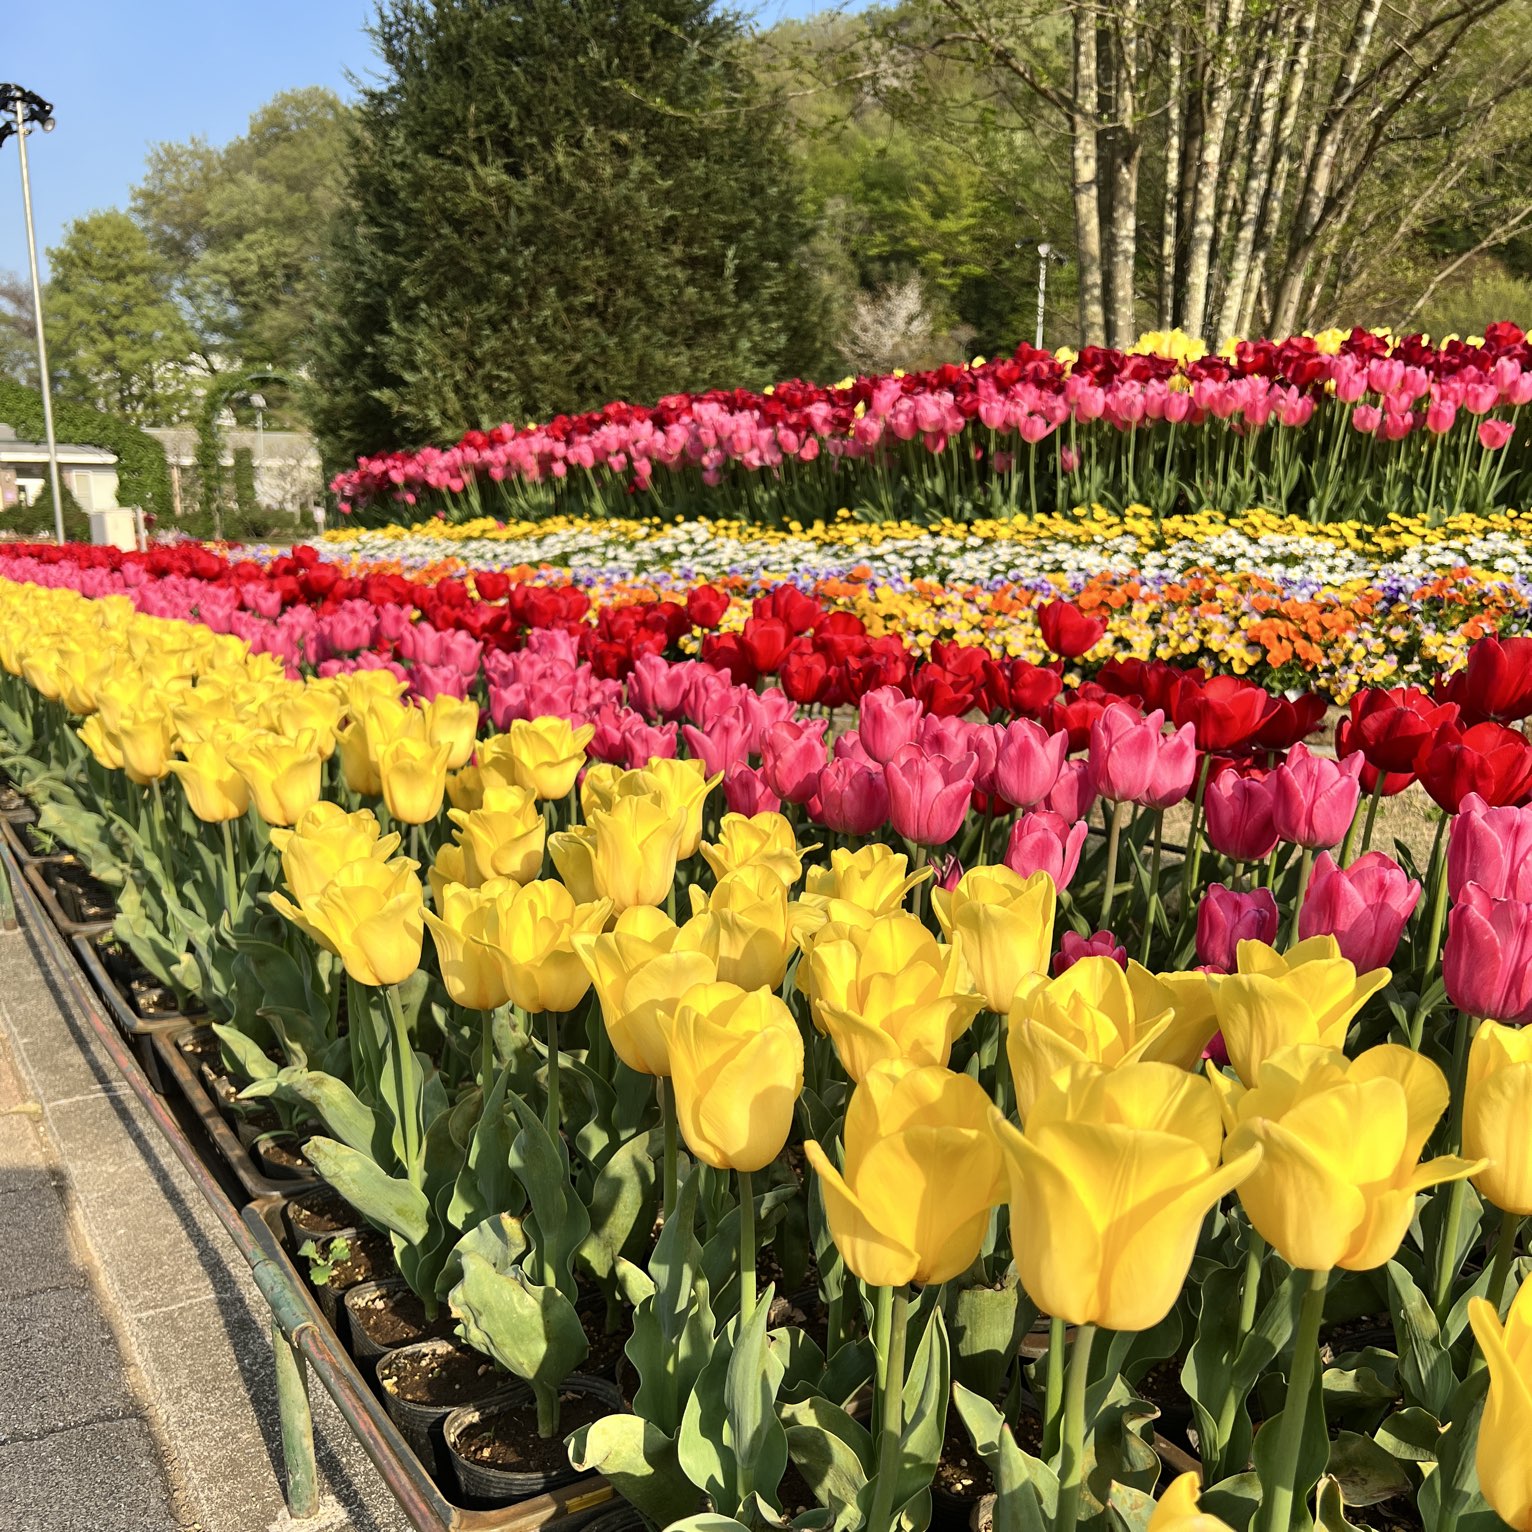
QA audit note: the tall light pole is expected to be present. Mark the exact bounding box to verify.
[0,85,64,544]
[1032,242,1068,351]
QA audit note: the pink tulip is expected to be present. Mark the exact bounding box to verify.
[1298,851,1420,972]
[1479,418,1514,451]
[1044,759,1097,823]
[811,757,890,835]
[1448,794,1532,901]
[933,853,964,893]
[859,686,924,765]
[1140,725,1198,808]
[1203,769,1280,861]
[1444,884,1532,1023]
[1087,703,1160,803]
[681,714,751,777]
[1052,929,1127,976]
[1196,884,1280,973]
[1270,744,1363,850]
[1004,811,1089,891]
[627,653,694,721]
[885,742,978,846]
[760,717,829,805]
[722,762,781,816]
[993,720,1067,810]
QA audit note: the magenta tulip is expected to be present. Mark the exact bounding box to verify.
[993,719,1067,810]
[1298,851,1420,972]
[1270,744,1363,849]
[1444,884,1532,1023]
[885,742,978,846]
[722,763,781,816]
[812,757,890,835]
[858,686,924,766]
[1044,759,1097,823]
[1004,810,1089,891]
[1203,769,1280,861]
[760,717,829,805]
[1052,929,1127,976]
[1448,793,1532,901]
[1088,703,1160,803]
[1196,884,1280,973]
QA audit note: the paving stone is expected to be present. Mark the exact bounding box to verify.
[0,1416,178,1532]
[0,1173,84,1299]
[0,1284,136,1441]
[0,1111,49,1177]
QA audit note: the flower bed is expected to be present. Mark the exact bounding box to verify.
[5,556,1532,1531]
[329,325,1532,527]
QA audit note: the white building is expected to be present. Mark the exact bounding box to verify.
[144,426,324,518]
[0,423,120,511]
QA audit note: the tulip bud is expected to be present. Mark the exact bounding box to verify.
[1445,885,1532,1024]
[270,802,401,903]
[449,785,546,886]
[423,882,511,1012]
[1298,852,1420,971]
[272,856,425,987]
[1196,885,1279,973]
[1269,745,1363,850]
[668,982,803,1172]
[805,1060,1007,1287]
[1467,1277,1532,1532]
[700,812,805,889]
[885,742,978,847]
[167,742,250,823]
[378,736,452,825]
[1003,810,1089,892]
[1464,1021,1532,1215]
[1203,769,1280,862]
[1448,794,1532,901]
[1051,928,1126,976]
[932,866,1056,1012]
[482,717,595,801]
[228,729,325,827]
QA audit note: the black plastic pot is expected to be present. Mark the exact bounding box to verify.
[22,860,114,936]
[282,1188,362,1253]
[376,1337,508,1480]
[444,1375,624,1509]
[344,1277,455,1363]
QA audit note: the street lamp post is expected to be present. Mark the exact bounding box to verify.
[0,85,63,544]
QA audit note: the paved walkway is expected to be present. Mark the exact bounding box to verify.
[0,914,411,1532]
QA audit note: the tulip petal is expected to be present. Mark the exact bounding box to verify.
[1238,1116,1368,1272]
[804,1140,919,1288]
[1468,1296,1532,1531]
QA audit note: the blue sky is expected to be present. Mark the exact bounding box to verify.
[2,0,842,279]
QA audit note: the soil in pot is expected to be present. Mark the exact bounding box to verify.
[312,1228,394,1298]
[348,1281,456,1356]
[932,1413,998,1524]
[44,863,117,924]
[0,782,28,817]
[286,1188,360,1243]
[579,1301,633,1380]
[380,1340,502,1410]
[129,977,184,1019]
[451,1385,613,1475]
[254,1134,314,1180]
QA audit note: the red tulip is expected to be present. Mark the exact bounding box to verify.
[1038,598,1107,659]
[1338,686,1458,775]
[1415,720,1532,812]
[1172,675,1276,752]
[1437,636,1532,724]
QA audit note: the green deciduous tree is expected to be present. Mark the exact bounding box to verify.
[44,211,195,424]
[307,0,829,465]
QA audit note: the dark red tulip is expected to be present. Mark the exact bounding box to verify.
[1038,599,1107,659]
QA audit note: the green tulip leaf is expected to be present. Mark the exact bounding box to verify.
[953,1380,1058,1532]
[506,1094,589,1298]
[1373,1406,1444,1464]
[1199,1472,1261,1530]
[566,1412,700,1528]
[730,1290,790,1509]
[1385,1260,1455,1419]
[1251,1345,1330,1531]
[447,1059,525,1232]
[1314,1475,1364,1532]
[1083,1384,1161,1510]
[1417,1369,1492,1532]
[771,1322,828,1399]
[782,1409,868,1532]
[448,1251,588,1386]
[302,1135,430,1245]
[213,1022,280,1085]
[578,1126,659,1287]
[947,1272,1036,1399]
[665,1519,752,1532]
[252,1064,376,1155]
[1325,1430,1413,1507]
[1105,1481,1157,1532]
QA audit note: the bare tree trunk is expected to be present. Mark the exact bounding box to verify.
[1239,1,1316,334]
[1107,0,1142,345]
[1214,8,1293,341]
[1178,0,1248,337]
[1158,25,1183,326]
[1270,0,1383,334]
[1071,3,1107,343]
[1205,51,1261,335]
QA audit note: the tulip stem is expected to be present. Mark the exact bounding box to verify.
[1056,1321,1097,1531]
[220,817,239,910]
[1285,847,1315,948]
[737,1170,757,1327]
[1431,1012,1480,1316]
[479,1009,497,1094]
[1179,753,1214,913]
[544,1008,561,1139]
[382,984,423,1186]
[1212,1231,1267,1468]
[659,1077,679,1222]
[1488,1209,1522,1317]
[1359,773,1386,859]
[866,1285,910,1532]
[1042,1314,1066,1459]
[1415,815,1452,995]
[1258,1268,1329,1532]
[1139,810,1164,967]
[1099,802,1123,931]
[872,1281,893,1400]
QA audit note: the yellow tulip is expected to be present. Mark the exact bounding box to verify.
[700,812,808,889]
[1468,1276,1532,1531]
[336,718,383,795]
[994,1062,1258,1330]
[487,717,594,800]
[801,844,928,925]
[805,1060,1006,1287]
[667,981,804,1172]
[271,689,342,758]
[269,803,402,903]
[423,694,480,769]
[445,763,484,813]
[1147,1474,1235,1532]
[932,865,1056,1012]
[272,856,424,987]
[166,742,250,822]
[78,713,125,772]
[1213,936,1390,1084]
[1465,1021,1532,1215]
[480,879,612,1014]
[1132,967,1222,1069]
[448,785,545,885]
[548,826,601,903]
[429,840,471,905]
[578,762,625,820]
[377,735,452,825]
[1007,957,1184,1122]
[1213,1044,1483,1272]
[806,911,983,1081]
[628,757,717,858]
[117,708,176,784]
[423,882,511,1011]
[587,793,685,912]
[680,867,818,991]
[227,729,325,826]
[573,907,717,1076]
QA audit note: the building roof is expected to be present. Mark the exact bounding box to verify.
[0,442,117,464]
